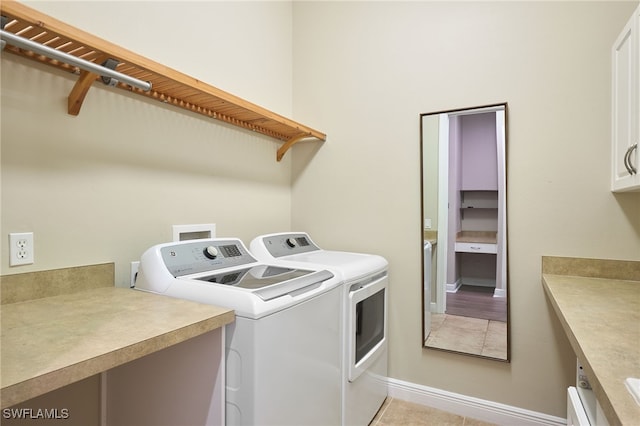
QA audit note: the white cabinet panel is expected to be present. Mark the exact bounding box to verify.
[454,242,497,254]
[612,4,640,192]
[567,387,590,426]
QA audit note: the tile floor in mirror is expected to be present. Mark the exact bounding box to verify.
[370,398,497,426]
[425,314,507,359]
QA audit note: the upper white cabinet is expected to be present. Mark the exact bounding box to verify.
[611,4,640,192]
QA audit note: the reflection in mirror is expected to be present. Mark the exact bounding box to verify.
[421,104,509,361]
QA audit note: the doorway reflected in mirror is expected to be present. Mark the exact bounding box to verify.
[421,103,509,361]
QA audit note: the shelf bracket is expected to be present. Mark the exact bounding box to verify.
[68,69,97,116]
[276,134,311,162]
[68,55,110,116]
[99,58,120,87]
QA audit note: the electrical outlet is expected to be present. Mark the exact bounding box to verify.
[9,232,34,266]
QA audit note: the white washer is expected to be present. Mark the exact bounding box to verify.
[135,238,342,426]
[250,232,389,426]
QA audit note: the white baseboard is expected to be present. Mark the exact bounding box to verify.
[460,277,496,287]
[386,377,566,426]
[494,288,507,298]
[446,280,461,293]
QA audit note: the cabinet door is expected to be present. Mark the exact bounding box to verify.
[612,4,640,192]
[567,387,590,426]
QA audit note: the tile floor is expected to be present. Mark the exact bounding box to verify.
[370,397,497,426]
[425,314,507,359]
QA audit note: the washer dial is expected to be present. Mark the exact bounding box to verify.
[203,246,219,259]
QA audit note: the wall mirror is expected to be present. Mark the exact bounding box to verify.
[421,103,509,362]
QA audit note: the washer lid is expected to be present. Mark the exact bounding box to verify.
[190,266,334,301]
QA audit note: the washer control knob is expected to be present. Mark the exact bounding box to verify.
[203,246,218,259]
[286,238,297,248]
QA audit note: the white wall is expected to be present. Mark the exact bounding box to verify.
[1,1,296,286]
[291,0,640,418]
[21,1,294,115]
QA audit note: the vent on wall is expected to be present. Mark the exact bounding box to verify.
[172,224,216,242]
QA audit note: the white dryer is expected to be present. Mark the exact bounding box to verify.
[135,238,342,426]
[250,232,389,426]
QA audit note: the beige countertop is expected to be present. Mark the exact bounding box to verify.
[455,231,497,244]
[542,256,640,425]
[423,230,437,246]
[1,270,234,409]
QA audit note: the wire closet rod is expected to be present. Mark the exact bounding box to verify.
[0,29,152,92]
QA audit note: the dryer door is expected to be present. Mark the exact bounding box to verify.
[347,273,388,382]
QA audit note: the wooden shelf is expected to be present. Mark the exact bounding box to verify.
[0,0,326,161]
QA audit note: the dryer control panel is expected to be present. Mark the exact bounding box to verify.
[255,233,321,258]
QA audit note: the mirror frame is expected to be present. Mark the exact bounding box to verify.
[420,102,510,362]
